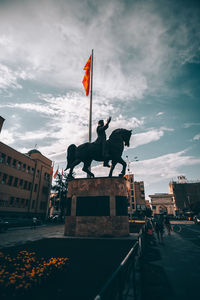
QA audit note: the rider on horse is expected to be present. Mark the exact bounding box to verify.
[95,116,111,167]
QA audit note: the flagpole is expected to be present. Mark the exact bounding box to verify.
[89,49,93,143]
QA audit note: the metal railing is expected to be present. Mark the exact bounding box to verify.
[93,227,145,300]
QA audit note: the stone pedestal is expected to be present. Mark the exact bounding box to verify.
[64,177,129,237]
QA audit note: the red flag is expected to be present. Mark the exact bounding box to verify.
[82,55,91,96]
[53,168,58,179]
[50,166,53,176]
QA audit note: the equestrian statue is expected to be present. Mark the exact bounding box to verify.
[65,116,132,178]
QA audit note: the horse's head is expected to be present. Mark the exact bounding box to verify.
[122,129,132,147]
[109,128,132,147]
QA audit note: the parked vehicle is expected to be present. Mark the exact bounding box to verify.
[0,218,9,232]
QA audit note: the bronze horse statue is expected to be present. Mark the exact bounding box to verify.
[65,128,132,178]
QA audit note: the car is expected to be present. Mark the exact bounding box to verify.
[194,214,200,225]
[0,218,9,232]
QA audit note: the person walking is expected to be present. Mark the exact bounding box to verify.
[164,215,171,235]
[154,215,164,244]
[32,217,37,229]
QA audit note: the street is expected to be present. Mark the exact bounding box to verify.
[175,223,200,247]
[141,221,200,300]
[0,224,66,249]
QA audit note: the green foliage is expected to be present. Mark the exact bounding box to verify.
[51,173,73,217]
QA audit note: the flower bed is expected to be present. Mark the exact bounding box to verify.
[0,250,69,298]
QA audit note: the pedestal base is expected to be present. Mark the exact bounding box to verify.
[64,177,129,237]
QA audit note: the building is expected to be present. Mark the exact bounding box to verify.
[169,177,200,214]
[125,174,146,219]
[0,142,52,219]
[134,181,146,211]
[125,174,135,219]
[149,193,176,216]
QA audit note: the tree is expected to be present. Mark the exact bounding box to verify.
[51,172,72,219]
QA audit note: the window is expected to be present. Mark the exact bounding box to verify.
[0,153,6,163]
[32,200,35,209]
[14,178,18,187]
[132,203,135,209]
[34,184,38,192]
[131,196,134,202]
[27,166,31,173]
[23,164,26,171]
[10,197,14,205]
[17,161,22,170]
[2,173,7,184]
[24,181,27,190]
[19,179,23,188]
[152,205,156,210]
[32,168,35,174]
[26,199,29,206]
[28,182,32,191]
[8,176,13,186]
[7,156,11,165]
[36,170,40,177]
[12,159,17,168]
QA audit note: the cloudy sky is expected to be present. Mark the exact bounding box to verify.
[0,0,200,199]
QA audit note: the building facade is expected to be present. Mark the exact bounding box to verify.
[169,178,200,214]
[125,174,146,218]
[0,142,52,219]
[149,193,176,216]
[134,181,146,211]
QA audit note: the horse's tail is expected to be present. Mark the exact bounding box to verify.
[66,144,77,169]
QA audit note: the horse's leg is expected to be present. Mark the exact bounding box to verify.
[82,160,94,178]
[68,159,81,178]
[117,157,127,177]
[109,160,117,177]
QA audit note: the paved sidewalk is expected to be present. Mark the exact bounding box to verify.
[141,231,200,300]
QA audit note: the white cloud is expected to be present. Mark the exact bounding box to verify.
[130,150,200,186]
[0,64,22,90]
[193,133,200,141]
[0,103,56,116]
[156,112,164,116]
[5,93,143,164]
[0,0,199,98]
[0,129,15,144]
[131,129,163,148]
[184,123,200,128]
